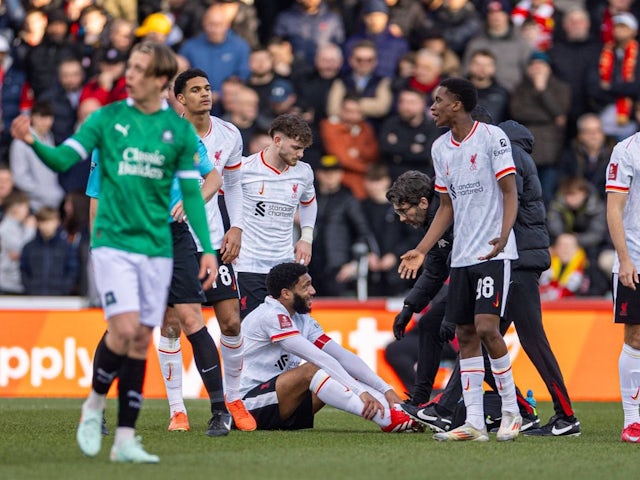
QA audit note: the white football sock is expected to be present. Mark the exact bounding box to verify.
[114,427,135,447]
[620,343,640,427]
[309,370,391,428]
[460,356,485,430]
[158,336,185,416]
[84,390,107,412]
[490,352,519,415]
[220,333,244,402]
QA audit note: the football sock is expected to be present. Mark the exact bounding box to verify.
[187,327,226,412]
[309,370,390,428]
[114,427,135,448]
[85,332,125,411]
[117,357,146,428]
[460,356,485,430]
[219,333,244,402]
[619,343,640,427]
[158,335,186,416]
[490,352,519,415]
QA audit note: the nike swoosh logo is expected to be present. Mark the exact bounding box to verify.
[201,365,219,374]
[224,418,232,430]
[632,387,640,400]
[551,424,575,435]
[165,364,173,381]
[416,410,451,424]
[463,378,471,391]
[493,293,500,308]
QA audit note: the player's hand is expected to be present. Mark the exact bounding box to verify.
[439,318,456,342]
[221,226,242,264]
[383,389,403,409]
[479,237,507,261]
[398,249,424,279]
[359,391,385,420]
[10,115,34,144]
[294,239,312,266]
[393,306,413,340]
[619,259,639,290]
[199,253,218,291]
[170,200,185,222]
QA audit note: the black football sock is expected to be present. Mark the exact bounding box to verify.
[187,327,226,413]
[92,332,126,395]
[117,357,146,428]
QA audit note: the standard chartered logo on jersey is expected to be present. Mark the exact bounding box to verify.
[119,147,166,179]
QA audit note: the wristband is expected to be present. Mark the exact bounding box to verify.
[300,226,313,244]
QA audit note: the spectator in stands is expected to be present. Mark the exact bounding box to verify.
[467,49,510,125]
[326,40,392,122]
[511,0,556,51]
[247,47,281,117]
[216,0,260,50]
[361,164,416,296]
[99,0,137,23]
[272,0,344,68]
[0,191,36,294]
[587,12,640,141]
[76,5,109,76]
[308,154,375,297]
[266,36,299,79]
[218,75,245,116]
[39,57,84,144]
[548,7,602,142]
[320,94,379,199]
[463,0,532,92]
[344,0,408,79]
[510,51,571,205]
[547,177,609,293]
[9,100,64,212]
[79,46,127,106]
[223,86,265,155]
[166,0,206,46]
[247,129,271,155]
[590,0,640,44]
[420,31,461,77]
[106,18,135,56]
[134,12,174,45]
[180,3,250,95]
[20,206,79,295]
[428,0,482,57]
[559,113,614,198]
[0,165,16,221]
[293,42,343,125]
[0,34,22,159]
[385,0,434,50]
[539,233,590,300]
[25,9,79,99]
[379,87,440,179]
[396,48,444,103]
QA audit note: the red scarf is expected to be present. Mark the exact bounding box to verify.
[599,39,638,125]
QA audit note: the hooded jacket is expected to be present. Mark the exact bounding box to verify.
[499,120,551,271]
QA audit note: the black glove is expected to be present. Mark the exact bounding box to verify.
[439,318,456,342]
[393,306,414,340]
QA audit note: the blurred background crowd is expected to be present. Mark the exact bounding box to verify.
[0,0,630,299]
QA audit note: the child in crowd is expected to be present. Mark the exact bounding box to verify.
[0,191,36,294]
[20,206,79,296]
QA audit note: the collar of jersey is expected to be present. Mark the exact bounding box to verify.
[450,121,479,147]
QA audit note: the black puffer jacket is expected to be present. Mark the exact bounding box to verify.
[498,120,551,272]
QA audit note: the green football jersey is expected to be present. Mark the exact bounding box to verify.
[65,99,200,257]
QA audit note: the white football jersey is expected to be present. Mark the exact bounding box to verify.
[235,151,316,273]
[432,121,518,267]
[605,132,640,273]
[239,296,325,397]
[188,116,243,250]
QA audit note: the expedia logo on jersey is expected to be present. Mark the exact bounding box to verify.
[253,201,295,218]
[493,138,511,157]
[453,181,484,197]
[119,148,165,179]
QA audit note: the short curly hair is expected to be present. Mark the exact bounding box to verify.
[266,262,308,299]
[386,170,434,206]
[268,114,313,147]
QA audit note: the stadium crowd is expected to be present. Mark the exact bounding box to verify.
[0,0,631,298]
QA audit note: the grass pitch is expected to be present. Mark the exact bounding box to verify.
[0,399,635,480]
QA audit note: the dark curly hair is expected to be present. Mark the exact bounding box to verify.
[440,77,478,113]
[266,262,308,299]
[268,114,313,147]
[386,170,434,206]
[173,68,209,98]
